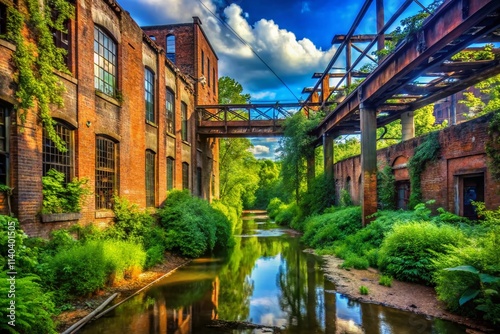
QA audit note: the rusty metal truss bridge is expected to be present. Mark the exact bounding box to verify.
[197,0,500,140]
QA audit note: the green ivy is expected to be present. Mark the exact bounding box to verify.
[377,165,396,210]
[6,0,74,152]
[408,132,440,208]
[486,111,500,181]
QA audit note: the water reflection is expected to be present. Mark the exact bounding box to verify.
[80,213,467,334]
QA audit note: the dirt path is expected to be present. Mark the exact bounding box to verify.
[318,252,496,333]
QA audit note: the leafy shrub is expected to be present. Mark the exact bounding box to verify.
[45,228,75,253]
[158,190,233,257]
[378,221,464,285]
[359,285,369,295]
[379,275,393,287]
[145,245,165,269]
[267,197,286,220]
[299,173,335,217]
[302,206,362,249]
[275,202,299,226]
[45,239,146,298]
[433,224,500,323]
[42,169,90,213]
[106,196,155,244]
[341,253,369,270]
[0,272,56,334]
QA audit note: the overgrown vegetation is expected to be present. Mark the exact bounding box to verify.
[6,0,75,152]
[407,132,440,208]
[42,169,90,214]
[486,111,500,181]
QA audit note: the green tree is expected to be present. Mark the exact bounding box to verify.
[253,159,283,209]
[218,76,251,104]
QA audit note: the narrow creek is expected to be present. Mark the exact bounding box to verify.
[79,212,467,333]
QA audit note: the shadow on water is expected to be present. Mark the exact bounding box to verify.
[79,212,468,334]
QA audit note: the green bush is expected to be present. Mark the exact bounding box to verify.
[145,245,165,269]
[158,190,233,258]
[379,275,393,287]
[341,253,369,270]
[267,197,286,220]
[359,285,369,295]
[42,169,90,213]
[302,206,362,249]
[275,202,299,226]
[378,221,464,285]
[299,173,335,218]
[0,272,57,334]
[106,196,155,244]
[45,239,145,299]
[433,224,500,323]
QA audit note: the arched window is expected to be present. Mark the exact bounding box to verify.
[166,35,175,63]
[94,26,117,97]
[145,68,155,123]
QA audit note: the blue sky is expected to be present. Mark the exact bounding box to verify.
[117,0,437,159]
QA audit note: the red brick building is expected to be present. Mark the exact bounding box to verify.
[333,113,500,218]
[0,0,219,237]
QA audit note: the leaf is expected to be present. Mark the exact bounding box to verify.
[479,273,500,284]
[443,265,479,274]
[459,288,480,306]
[483,289,498,296]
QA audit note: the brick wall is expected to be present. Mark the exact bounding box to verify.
[0,0,220,237]
[333,113,500,215]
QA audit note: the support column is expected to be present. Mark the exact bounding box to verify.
[401,111,415,141]
[360,103,377,225]
[307,153,316,188]
[323,134,334,181]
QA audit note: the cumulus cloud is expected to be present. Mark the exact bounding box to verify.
[248,145,270,155]
[121,0,338,102]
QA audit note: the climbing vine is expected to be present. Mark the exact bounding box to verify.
[486,111,500,181]
[408,131,440,209]
[6,0,74,152]
[377,165,396,210]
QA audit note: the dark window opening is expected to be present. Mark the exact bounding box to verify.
[181,102,188,141]
[201,51,205,75]
[396,181,410,210]
[207,58,210,87]
[463,175,484,219]
[145,68,155,123]
[0,3,8,37]
[0,105,9,185]
[197,167,202,197]
[166,89,175,134]
[43,122,73,183]
[146,150,155,207]
[182,162,189,190]
[167,157,174,191]
[96,136,117,210]
[51,10,70,68]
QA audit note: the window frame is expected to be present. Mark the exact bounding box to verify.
[145,68,155,123]
[145,150,156,207]
[182,162,189,190]
[0,3,7,37]
[95,136,118,210]
[181,102,188,142]
[166,88,175,134]
[94,25,118,97]
[166,35,175,63]
[0,104,9,186]
[166,156,175,191]
[43,121,74,184]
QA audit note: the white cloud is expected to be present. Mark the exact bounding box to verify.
[248,145,270,155]
[124,0,338,101]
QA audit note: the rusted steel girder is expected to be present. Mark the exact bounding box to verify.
[315,0,500,139]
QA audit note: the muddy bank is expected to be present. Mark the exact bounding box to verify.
[318,252,495,333]
[56,252,190,332]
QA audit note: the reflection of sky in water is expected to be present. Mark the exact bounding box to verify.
[248,255,287,327]
[336,293,362,326]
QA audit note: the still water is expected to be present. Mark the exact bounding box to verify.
[80,212,467,333]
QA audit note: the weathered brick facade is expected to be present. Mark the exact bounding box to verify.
[0,0,219,237]
[333,113,500,216]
